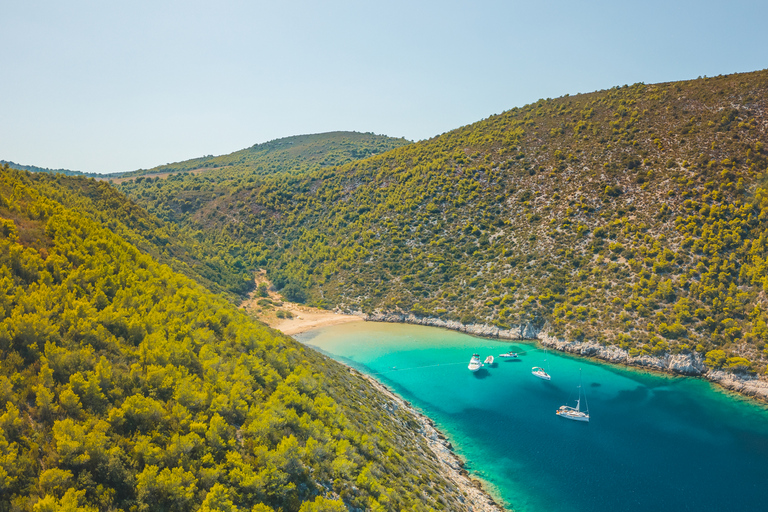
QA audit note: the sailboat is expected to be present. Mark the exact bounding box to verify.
[531,348,550,380]
[468,353,483,372]
[556,369,590,422]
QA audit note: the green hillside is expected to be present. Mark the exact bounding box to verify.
[0,166,484,511]
[110,132,412,299]
[121,70,768,374]
[115,131,411,179]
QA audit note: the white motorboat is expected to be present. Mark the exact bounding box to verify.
[468,353,483,372]
[531,366,551,380]
[499,351,518,358]
[557,370,590,422]
[532,348,551,380]
[484,355,494,365]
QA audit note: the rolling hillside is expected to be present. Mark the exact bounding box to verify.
[114,131,411,180]
[121,70,768,375]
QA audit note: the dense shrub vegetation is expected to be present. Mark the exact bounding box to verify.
[0,167,476,511]
[120,71,768,374]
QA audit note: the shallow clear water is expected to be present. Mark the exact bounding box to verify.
[295,322,768,512]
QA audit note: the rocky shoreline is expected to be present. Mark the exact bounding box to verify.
[352,310,768,403]
[537,333,768,402]
[351,368,506,512]
[358,311,540,340]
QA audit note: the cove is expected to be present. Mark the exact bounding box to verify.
[294,322,768,512]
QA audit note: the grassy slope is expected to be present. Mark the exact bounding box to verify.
[121,70,768,375]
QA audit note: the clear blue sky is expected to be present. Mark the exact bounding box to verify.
[2,1,766,174]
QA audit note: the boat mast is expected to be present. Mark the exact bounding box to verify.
[578,368,588,414]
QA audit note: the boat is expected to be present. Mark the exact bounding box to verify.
[532,348,551,380]
[484,355,494,365]
[531,366,551,380]
[468,353,483,372]
[499,351,518,358]
[556,369,589,422]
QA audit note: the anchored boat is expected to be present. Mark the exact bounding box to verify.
[532,348,551,380]
[556,369,590,422]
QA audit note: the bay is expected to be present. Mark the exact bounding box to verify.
[295,321,768,512]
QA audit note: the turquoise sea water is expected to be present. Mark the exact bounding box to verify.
[295,322,768,512]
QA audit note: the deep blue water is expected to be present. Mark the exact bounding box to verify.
[295,322,768,512]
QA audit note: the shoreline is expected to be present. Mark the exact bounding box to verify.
[294,313,768,512]
[345,311,768,404]
[332,363,507,512]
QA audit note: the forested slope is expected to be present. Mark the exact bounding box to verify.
[121,70,768,375]
[112,132,411,298]
[0,166,481,511]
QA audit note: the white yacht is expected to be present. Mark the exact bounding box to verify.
[557,370,590,422]
[468,353,483,372]
[532,348,551,380]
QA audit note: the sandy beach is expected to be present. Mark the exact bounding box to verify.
[239,271,363,334]
[274,306,363,334]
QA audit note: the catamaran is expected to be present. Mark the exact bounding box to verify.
[468,353,483,372]
[556,369,590,422]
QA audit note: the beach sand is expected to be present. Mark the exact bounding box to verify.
[239,271,363,335]
[274,305,362,334]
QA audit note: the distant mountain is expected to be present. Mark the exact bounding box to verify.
[0,159,99,178]
[121,70,768,376]
[116,131,411,179]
